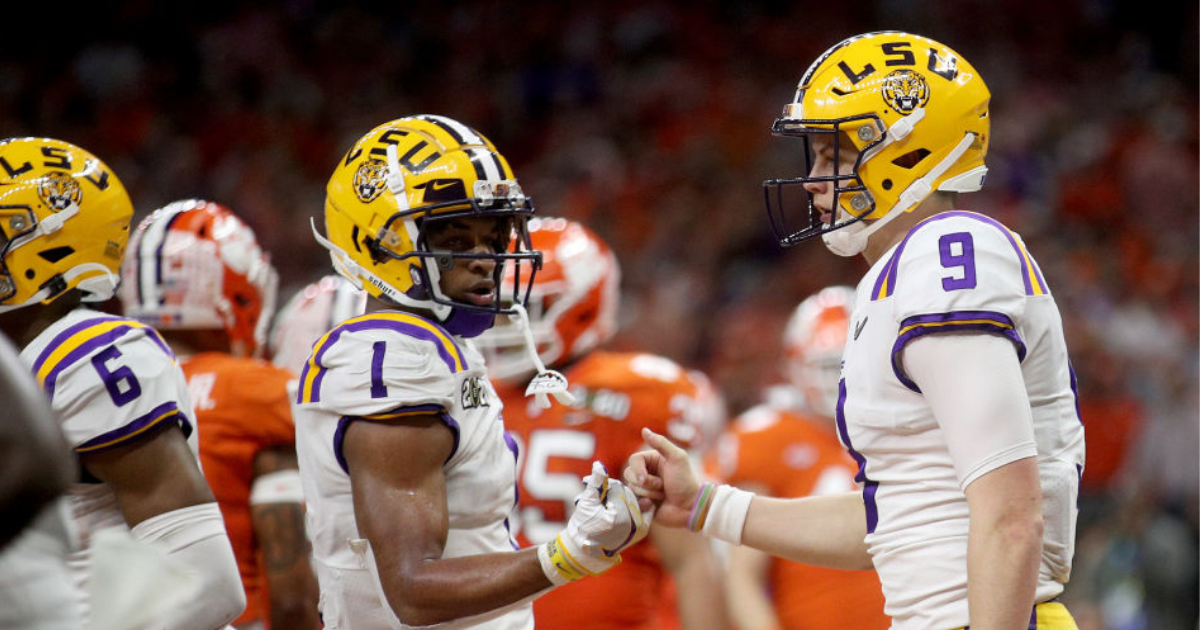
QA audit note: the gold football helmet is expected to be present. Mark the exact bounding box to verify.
[315,115,540,336]
[0,138,132,312]
[764,31,991,255]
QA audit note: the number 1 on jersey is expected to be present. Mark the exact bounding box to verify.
[370,341,387,398]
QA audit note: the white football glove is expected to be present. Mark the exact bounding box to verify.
[537,461,651,585]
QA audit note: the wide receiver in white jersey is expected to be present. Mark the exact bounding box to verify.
[626,32,1086,630]
[296,115,649,630]
[0,138,244,629]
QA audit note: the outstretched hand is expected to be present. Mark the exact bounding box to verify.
[622,428,702,529]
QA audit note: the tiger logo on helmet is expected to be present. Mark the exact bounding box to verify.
[764,31,990,256]
[782,286,856,419]
[315,114,541,338]
[476,217,620,382]
[0,137,132,312]
[120,199,279,358]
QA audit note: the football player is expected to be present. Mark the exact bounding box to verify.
[120,199,319,630]
[476,217,728,630]
[0,138,244,629]
[709,286,889,630]
[626,31,1086,630]
[297,115,649,630]
[268,274,366,378]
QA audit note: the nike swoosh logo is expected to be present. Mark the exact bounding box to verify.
[854,317,868,340]
[430,180,456,191]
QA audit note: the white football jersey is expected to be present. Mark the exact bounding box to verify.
[839,211,1086,630]
[18,306,197,622]
[294,310,531,630]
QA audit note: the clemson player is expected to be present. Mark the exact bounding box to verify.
[121,199,319,630]
[477,217,728,630]
[709,286,889,630]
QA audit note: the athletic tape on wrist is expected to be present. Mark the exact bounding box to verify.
[249,469,305,505]
[690,484,753,545]
[537,534,617,586]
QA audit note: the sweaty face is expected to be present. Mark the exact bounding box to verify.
[803,132,861,222]
[424,216,508,308]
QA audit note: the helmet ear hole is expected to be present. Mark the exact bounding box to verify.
[24,269,35,279]
[38,246,74,263]
[891,148,931,169]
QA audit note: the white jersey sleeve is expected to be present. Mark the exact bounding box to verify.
[22,309,194,453]
[882,211,1046,391]
[296,311,465,418]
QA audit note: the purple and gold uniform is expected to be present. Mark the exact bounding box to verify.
[19,307,195,620]
[841,211,1085,630]
[294,311,530,630]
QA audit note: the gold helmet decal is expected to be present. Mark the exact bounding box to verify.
[352,158,389,203]
[881,70,930,115]
[36,170,83,210]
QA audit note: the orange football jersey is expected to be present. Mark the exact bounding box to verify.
[499,351,708,630]
[709,402,891,630]
[182,352,297,627]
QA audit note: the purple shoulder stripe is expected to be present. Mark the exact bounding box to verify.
[332,404,460,474]
[890,310,1027,393]
[871,210,1047,300]
[75,401,187,453]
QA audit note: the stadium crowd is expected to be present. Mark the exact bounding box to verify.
[0,2,1194,628]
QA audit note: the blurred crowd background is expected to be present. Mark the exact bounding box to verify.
[1,1,1195,628]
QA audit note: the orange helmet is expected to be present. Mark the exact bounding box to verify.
[782,286,855,418]
[120,199,278,357]
[476,217,619,382]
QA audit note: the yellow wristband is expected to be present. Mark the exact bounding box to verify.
[538,534,622,586]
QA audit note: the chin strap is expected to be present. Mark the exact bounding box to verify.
[823,131,979,257]
[506,303,575,409]
[0,262,118,314]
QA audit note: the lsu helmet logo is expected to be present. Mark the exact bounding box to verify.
[881,69,930,115]
[37,171,83,210]
[352,158,389,203]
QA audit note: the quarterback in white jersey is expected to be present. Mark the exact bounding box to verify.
[0,138,244,630]
[299,116,649,630]
[627,32,1085,630]
[842,210,1085,628]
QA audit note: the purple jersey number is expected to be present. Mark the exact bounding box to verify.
[939,232,977,291]
[370,340,388,399]
[90,345,142,407]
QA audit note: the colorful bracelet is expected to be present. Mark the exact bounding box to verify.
[686,482,717,532]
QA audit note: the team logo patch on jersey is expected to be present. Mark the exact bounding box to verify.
[881,69,930,115]
[37,171,82,210]
[461,376,491,409]
[353,158,389,203]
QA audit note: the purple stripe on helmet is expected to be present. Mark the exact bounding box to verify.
[151,208,185,307]
[834,379,878,533]
[890,311,1026,393]
[75,401,182,452]
[305,314,466,404]
[332,405,458,474]
[874,210,1047,298]
[32,314,123,375]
